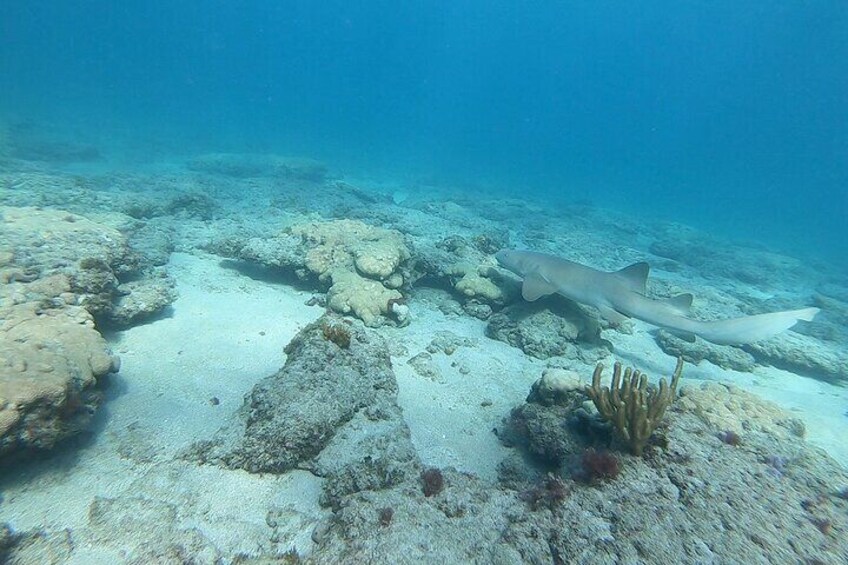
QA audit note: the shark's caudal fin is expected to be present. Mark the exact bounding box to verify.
[693,307,820,346]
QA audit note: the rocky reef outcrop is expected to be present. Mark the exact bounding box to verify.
[0,206,165,458]
[221,219,413,326]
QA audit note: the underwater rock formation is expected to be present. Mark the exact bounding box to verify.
[298,363,848,563]
[0,206,188,459]
[186,152,329,182]
[190,315,420,489]
[0,206,176,327]
[585,358,683,455]
[676,381,807,438]
[656,328,757,372]
[292,218,410,326]
[0,302,119,457]
[410,233,513,310]
[228,219,412,326]
[486,295,609,362]
[657,324,847,384]
[744,331,848,384]
[484,365,848,564]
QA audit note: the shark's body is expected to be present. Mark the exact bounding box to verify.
[495,249,819,346]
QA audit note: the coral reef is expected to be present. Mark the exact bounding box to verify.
[485,365,848,564]
[451,261,506,302]
[417,234,513,309]
[585,358,683,455]
[230,219,411,326]
[676,381,806,438]
[290,219,410,325]
[310,409,848,564]
[2,150,847,563]
[325,269,403,327]
[290,219,408,282]
[0,207,138,457]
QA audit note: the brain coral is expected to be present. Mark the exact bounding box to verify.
[0,302,119,456]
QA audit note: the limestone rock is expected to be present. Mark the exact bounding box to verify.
[744,331,847,384]
[190,316,416,478]
[0,302,119,457]
[486,297,608,362]
[655,329,756,372]
[0,206,175,326]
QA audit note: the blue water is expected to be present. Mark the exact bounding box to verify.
[2,1,847,267]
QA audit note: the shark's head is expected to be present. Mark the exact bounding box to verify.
[495,249,526,275]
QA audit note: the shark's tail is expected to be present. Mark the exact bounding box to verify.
[691,307,820,346]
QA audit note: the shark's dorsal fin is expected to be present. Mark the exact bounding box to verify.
[616,262,650,294]
[521,272,558,301]
[664,293,694,315]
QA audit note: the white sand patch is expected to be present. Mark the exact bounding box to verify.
[393,299,544,480]
[105,252,320,452]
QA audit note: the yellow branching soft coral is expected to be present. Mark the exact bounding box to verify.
[585,357,683,455]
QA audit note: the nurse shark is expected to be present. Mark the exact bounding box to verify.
[495,249,819,346]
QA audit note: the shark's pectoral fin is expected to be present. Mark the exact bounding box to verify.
[598,305,630,325]
[521,273,558,301]
[665,293,694,315]
[616,262,650,294]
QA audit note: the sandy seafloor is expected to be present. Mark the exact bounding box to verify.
[1,147,848,563]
